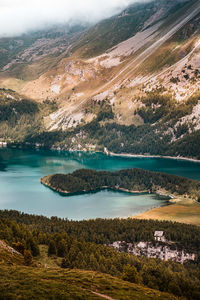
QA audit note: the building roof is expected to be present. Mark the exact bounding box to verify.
[154,231,164,237]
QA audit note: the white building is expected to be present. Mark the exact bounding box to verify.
[154,231,166,242]
[0,142,7,148]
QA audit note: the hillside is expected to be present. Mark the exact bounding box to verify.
[0,88,57,142]
[0,240,24,266]
[1,0,200,158]
[1,2,200,298]
[0,263,179,299]
[0,24,87,80]
[0,240,178,299]
[0,211,200,299]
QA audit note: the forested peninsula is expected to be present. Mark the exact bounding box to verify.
[41,168,200,200]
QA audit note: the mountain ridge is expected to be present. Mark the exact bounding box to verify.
[1,0,200,158]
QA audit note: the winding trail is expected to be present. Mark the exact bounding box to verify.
[91,291,116,300]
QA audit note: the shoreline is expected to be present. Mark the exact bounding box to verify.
[1,142,200,164]
[41,178,173,217]
[41,178,152,197]
[103,147,200,163]
[41,176,174,201]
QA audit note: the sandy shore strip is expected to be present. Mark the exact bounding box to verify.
[104,148,200,163]
[2,143,200,164]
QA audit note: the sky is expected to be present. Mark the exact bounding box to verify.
[0,0,148,37]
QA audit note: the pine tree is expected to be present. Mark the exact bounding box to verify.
[27,237,40,256]
[12,241,25,255]
[24,250,33,266]
[76,252,86,269]
[122,264,140,283]
[48,240,57,256]
[57,239,67,257]
[61,257,71,269]
[89,253,99,270]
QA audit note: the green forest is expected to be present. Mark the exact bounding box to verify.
[0,88,57,143]
[0,210,200,299]
[1,88,200,159]
[41,168,200,200]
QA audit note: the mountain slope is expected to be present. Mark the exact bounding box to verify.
[0,240,24,265]
[1,0,200,158]
[0,24,87,84]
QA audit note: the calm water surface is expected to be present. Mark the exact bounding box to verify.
[0,149,199,220]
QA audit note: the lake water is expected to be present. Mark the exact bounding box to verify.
[0,148,199,220]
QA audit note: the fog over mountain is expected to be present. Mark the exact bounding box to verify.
[0,0,150,37]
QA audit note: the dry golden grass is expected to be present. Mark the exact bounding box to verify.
[135,198,200,226]
[0,263,179,300]
[0,77,27,93]
[35,245,62,268]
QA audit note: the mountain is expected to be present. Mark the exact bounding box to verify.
[1,0,200,158]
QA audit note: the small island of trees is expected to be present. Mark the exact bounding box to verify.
[41,168,200,200]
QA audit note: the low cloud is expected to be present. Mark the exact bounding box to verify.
[0,0,149,37]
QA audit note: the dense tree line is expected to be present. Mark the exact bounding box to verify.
[0,98,39,122]
[167,129,200,158]
[2,89,200,159]
[0,213,200,299]
[136,92,199,125]
[41,168,200,200]
[49,232,200,299]
[1,210,199,252]
[0,218,39,257]
[19,108,200,159]
[0,89,57,143]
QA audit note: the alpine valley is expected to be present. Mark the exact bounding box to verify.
[1,0,200,159]
[1,1,200,299]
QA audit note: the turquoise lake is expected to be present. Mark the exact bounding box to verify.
[0,148,200,220]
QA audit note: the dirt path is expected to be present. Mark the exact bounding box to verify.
[91,291,116,300]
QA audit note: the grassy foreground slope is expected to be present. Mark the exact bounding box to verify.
[0,211,200,299]
[0,240,24,266]
[0,263,178,300]
[0,240,178,300]
[0,242,178,299]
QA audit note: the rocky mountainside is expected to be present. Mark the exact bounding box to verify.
[109,240,196,264]
[1,0,200,158]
